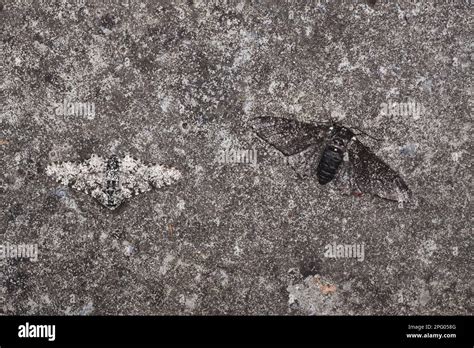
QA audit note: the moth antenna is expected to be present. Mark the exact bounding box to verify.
[352,127,382,142]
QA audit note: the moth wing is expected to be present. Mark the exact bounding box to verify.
[120,155,181,198]
[287,144,321,179]
[46,155,106,197]
[251,117,330,156]
[333,155,358,196]
[119,155,153,199]
[346,139,412,202]
[146,163,182,189]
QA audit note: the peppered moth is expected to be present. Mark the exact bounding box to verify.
[46,154,182,210]
[252,117,411,203]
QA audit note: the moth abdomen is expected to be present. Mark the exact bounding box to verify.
[317,146,344,185]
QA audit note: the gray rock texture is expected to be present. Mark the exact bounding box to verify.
[0,0,472,315]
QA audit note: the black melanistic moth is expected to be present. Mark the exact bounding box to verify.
[251,117,411,203]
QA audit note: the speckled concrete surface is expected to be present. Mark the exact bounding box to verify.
[0,0,472,315]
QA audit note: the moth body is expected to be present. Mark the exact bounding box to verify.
[317,126,354,185]
[104,155,121,209]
